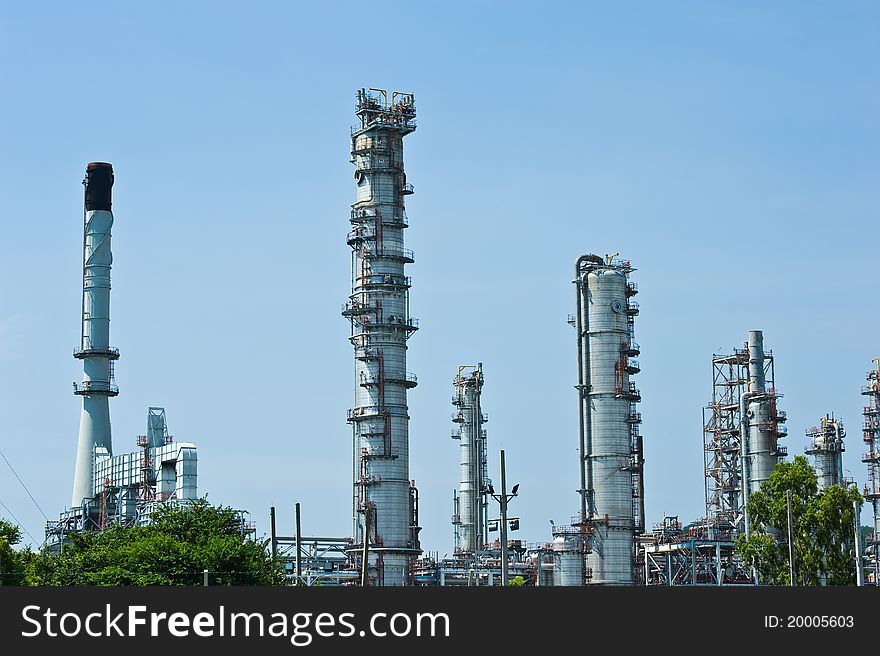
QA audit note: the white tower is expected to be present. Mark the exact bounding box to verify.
[71,162,119,508]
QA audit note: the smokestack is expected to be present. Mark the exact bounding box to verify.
[71,162,119,508]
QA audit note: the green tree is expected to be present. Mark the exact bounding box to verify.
[507,575,525,587]
[0,518,28,586]
[25,499,285,586]
[735,456,862,585]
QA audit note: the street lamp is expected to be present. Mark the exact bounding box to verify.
[489,449,519,586]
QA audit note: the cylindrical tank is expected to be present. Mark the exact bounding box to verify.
[552,535,585,586]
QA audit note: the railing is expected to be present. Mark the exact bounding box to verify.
[863,451,880,462]
[626,282,638,296]
[73,347,120,359]
[380,247,414,261]
[626,301,639,314]
[347,406,384,420]
[362,273,411,287]
[73,381,119,395]
[401,183,414,194]
[362,446,400,460]
[623,342,640,355]
[369,316,418,330]
[359,371,417,386]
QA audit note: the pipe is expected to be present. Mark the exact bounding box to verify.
[740,391,758,536]
[499,449,509,586]
[574,254,599,522]
[295,502,302,584]
[270,506,277,560]
[854,498,863,586]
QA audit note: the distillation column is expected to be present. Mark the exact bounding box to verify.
[805,415,846,491]
[862,361,880,581]
[71,163,119,508]
[745,330,786,495]
[574,254,643,585]
[344,89,421,585]
[452,364,490,554]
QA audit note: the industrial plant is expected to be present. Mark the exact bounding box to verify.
[33,89,877,587]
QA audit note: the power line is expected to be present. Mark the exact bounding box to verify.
[0,495,40,546]
[0,446,48,521]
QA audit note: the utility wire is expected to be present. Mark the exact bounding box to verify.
[0,447,48,520]
[0,495,40,546]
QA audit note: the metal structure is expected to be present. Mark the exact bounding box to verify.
[703,330,786,536]
[641,516,753,586]
[805,414,847,491]
[451,364,490,555]
[344,88,421,585]
[411,544,536,586]
[71,162,119,509]
[572,253,643,585]
[46,165,199,549]
[863,359,880,584]
[47,407,198,547]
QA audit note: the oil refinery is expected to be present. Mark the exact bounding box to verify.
[34,89,877,587]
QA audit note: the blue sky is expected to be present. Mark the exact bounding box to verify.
[1,1,877,551]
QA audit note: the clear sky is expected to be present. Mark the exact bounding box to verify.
[1,1,877,552]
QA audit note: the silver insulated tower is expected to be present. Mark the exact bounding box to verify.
[451,364,490,555]
[805,415,846,491]
[344,88,421,585]
[573,254,644,585]
[71,162,119,508]
[744,330,787,496]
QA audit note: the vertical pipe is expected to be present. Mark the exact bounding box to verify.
[854,499,864,587]
[500,449,509,586]
[740,392,756,536]
[574,258,588,523]
[270,506,277,560]
[295,502,302,584]
[360,509,371,587]
[786,490,795,586]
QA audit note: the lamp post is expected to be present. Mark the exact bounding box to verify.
[489,449,519,586]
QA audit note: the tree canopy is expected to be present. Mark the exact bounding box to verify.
[735,455,863,586]
[24,499,285,586]
[0,518,27,586]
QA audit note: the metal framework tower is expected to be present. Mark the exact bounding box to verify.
[451,364,490,554]
[344,88,421,585]
[572,253,643,585]
[805,414,847,491]
[702,331,786,535]
[71,162,119,509]
[862,359,880,581]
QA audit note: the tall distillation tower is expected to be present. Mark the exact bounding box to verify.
[71,163,119,509]
[805,415,846,491]
[451,364,490,555]
[744,330,787,498]
[703,330,786,535]
[862,359,880,580]
[344,89,421,585]
[573,254,644,585]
